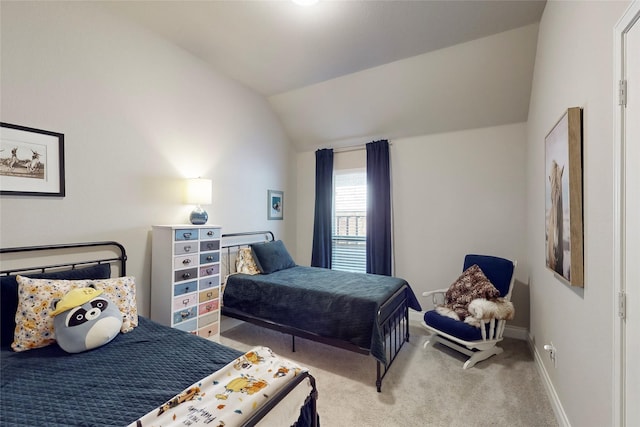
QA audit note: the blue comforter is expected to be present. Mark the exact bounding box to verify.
[223,266,422,365]
[0,317,242,427]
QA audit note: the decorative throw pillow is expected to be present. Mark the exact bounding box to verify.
[250,240,296,274]
[0,263,111,349]
[235,248,260,275]
[12,276,138,352]
[438,264,500,321]
[51,286,123,353]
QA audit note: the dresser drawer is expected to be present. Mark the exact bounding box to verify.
[173,306,197,325]
[199,228,221,239]
[173,318,197,332]
[173,280,197,296]
[199,264,219,277]
[174,267,198,283]
[197,322,219,339]
[174,254,198,269]
[173,293,197,310]
[198,299,219,315]
[199,311,219,327]
[174,229,198,241]
[174,242,198,255]
[199,252,220,264]
[199,288,219,303]
[200,240,220,252]
[199,276,219,290]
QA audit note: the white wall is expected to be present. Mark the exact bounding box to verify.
[526,1,629,425]
[0,2,296,316]
[296,122,529,328]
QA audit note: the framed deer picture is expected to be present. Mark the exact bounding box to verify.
[0,122,65,197]
[545,107,583,287]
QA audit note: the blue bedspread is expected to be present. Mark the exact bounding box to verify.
[223,266,422,365]
[0,317,243,427]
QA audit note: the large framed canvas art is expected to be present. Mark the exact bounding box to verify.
[545,107,583,287]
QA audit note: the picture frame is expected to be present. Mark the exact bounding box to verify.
[544,107,583,287]
[0,122,65,197]
[268,189,284,220]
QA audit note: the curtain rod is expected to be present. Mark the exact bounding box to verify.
[330,141,393,154]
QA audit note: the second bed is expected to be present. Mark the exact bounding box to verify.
[221,232,422,392]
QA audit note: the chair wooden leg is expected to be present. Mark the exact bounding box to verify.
[424,337,434,349]
[462,346,504,369]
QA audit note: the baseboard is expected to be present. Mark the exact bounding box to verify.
[528,334,571,427]
[409,310,424,326]
[504,325,528,340]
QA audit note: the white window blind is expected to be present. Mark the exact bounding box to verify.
[332,170,366,273]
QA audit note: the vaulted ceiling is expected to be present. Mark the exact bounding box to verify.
[102,1,546,151]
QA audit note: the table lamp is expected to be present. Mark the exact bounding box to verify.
[186,178,212,225]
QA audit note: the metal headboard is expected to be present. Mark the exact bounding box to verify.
[0,241,127,277]
[220,231,274,278]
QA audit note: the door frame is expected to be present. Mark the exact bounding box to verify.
[613,2,640,426]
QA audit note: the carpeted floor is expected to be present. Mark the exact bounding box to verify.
[220,320,558,427]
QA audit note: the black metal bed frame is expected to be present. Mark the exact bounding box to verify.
[0,241,128,276]
[221,231,411,392]
[0,241,318,427]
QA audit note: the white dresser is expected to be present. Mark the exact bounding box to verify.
[151,225,222,341]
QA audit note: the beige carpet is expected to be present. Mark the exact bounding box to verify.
[220,320,558,427]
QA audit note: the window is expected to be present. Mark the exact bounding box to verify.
[332,170,366,273]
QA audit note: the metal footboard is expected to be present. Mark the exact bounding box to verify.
[376,285,410,392]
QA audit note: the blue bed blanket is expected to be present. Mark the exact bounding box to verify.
[0,317,243,427]
[223,266,422,364]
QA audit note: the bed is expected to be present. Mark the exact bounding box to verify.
[0,241,318,427]
[220,231,422,392]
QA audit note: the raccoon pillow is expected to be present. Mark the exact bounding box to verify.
[50,286,123,353]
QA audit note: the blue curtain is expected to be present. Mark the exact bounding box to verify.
[366,140,392,276]
[311,149,334,268]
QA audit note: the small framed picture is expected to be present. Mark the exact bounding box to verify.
[1,122,65,197]
[268,190,284,220]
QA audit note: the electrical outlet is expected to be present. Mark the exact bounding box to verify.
[543,342,557,367]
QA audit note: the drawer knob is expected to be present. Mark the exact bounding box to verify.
[207,231,213,236]
[207,292,213,298]
[206,304,213,310]
[182,273,191,279]
[206,256,213,261]
[183,232,192,238]
[183,259,191,265]
[206,268,213,275]
[184,246,191,252]
[180,311,189,318]
[207,244,214,250]
[182,299,189,306]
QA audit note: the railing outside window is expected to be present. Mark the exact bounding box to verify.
[332,171,367,273]
[332,214,366,273]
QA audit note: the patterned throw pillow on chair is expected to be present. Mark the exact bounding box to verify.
[436,264,500,321]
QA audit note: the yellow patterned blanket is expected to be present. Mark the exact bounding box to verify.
[129,346,307,427]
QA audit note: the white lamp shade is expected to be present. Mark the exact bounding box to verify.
[185,178,212,205]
